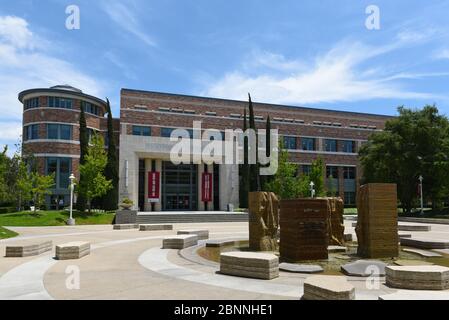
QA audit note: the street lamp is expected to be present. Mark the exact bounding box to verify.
[310,181,315,198]
[67,173,76,226]
[418,175,424,215]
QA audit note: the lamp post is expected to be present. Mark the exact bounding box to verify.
[419,175,424,215]
[67,173,76,226]
[310,181,315,198]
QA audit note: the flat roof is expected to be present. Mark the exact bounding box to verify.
[121,88,394,119]
[19,88,107,106]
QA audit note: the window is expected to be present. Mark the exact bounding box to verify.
[283,136,297,150]
[25,124,39,140]
[342,140,355,153]
[324,139,337,152]
[81,101,100,116]
[326,166,339,179]
[24,98,39,110]
[161,127,193,138]
[132,126,151,136]
[344,192,356,205]
[301,165,311,175]
[46,158,71,189]
[301,137,315,151]
[47,124,72,140]
[48,97,73,109]
[343,167,356,180]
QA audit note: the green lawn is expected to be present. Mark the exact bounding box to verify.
[0,226,18,239]
[0,210,115,227]
[344,208,358,215]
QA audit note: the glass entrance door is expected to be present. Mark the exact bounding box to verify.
[162,162,198,211]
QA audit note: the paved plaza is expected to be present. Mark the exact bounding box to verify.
[1,220,449,300]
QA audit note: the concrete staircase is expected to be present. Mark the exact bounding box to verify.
[136,212,248,224]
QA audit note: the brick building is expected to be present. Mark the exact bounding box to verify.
[19,86,392,211]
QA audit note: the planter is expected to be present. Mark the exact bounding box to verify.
[119,203,133,210]
[248,192,279,251]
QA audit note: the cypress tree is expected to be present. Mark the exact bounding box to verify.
[261,115,272,189]
[248,94,261,192]
[240,107,249,208]
[76,104,88,212]
[102,99,119,210]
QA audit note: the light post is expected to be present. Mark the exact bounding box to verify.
[67,173,76,226]
[310,181,315,198]
[419,175,424,215]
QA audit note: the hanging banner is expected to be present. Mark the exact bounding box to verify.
[202,172,212,202]
[148,172,160,202]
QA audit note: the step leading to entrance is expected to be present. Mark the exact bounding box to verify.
[136,211,248,224]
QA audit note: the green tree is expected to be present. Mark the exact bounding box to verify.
[30,171,54,212]
[309,157,326,197]
[78,134,113,214]
[15,157,33,211]
[76,105,88,211]
[0,146,9,204]
[102,99,119,210]
[359,105,449,213]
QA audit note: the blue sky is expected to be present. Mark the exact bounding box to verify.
[1,0,449,154]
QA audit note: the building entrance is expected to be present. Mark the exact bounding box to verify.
[162,162,198,211]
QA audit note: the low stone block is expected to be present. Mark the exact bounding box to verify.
[279,263,323,274]
[113,224,139,230]
[398,224,431,232]
[162,235,198,249]
[220,252,279,280]
[341,260,387,277]
[140,224,173,231]
[205,239,236,248]
[302,275,355,300]
[402,248,442,258]
[386,265,449,290]
[56,241,90,260]
[328,246,347,253]
[398,233,412,239]
[393,260,434,266]
[177,229,209,240]
[400,237,449,249]
[379,290,449,300]
[5,241,52,258]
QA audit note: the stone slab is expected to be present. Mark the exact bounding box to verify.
[220,252,279,280]
[341,260,387,277]
[139,224,173,231]
[279,263,323,274]
[379,290,449,300]
[328,246,347,253]
[177,229,209,240]
[205,239,236,248]
[403,248,442,258]
[386,265,449,290]
[302,275,355,300]
[398,233,412,239]
[400,237,449,249]
[393,260,434,266]
[55,241,90,260]
[162,235,198,249]
[113,224,139,230]
[398,224,431,232]
[5,241,52,258]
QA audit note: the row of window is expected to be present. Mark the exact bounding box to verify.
[283,136,355,153]
[45,157,72,189]
[24,97,101,115]
[24,124,72,141]
[299,165,355,180]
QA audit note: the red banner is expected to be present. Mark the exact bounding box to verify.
[148,172,160,200]
[202,172,212,202]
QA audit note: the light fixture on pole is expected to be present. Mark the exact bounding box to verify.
[67,173,76,226]
[310,181,315,198]
[418,175,424,215]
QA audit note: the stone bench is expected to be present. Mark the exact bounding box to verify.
[400,237,449,249]
[398,224,431,232]
[140,224,173,231]
[56,242,91,260]
[162,235,198,249]
[220,252,279,280]
[386,265,449,290]
[5,241,52,257]
[205,239,236,248]
[177,229,209,240]
[302,275,355,300]
[113,224,139,230]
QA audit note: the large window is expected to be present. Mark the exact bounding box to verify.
[48,97,73,109]
[161,127,193,138]
[81,101,100,116]
[324,139,337,152]
[344,192,356,205]
[342,140,355,153]
[326,166,339,179]
[132,126,151,136]
[45,157,71,189]
[47,124,72,140]
[301,165,311,175]
[24,98,39,110]
[283,136,297,150]
[25,124,39,141]
[343,167,356,180]
[301,137,315,151]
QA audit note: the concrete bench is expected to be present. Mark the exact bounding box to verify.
[400,237,449,249]
[220,252,279,280]
[302,275,355,300]
[177,229,209,240]
[113,224,139,230]
[205,239,236,248]
[386,265,449,290]
[5,241,52,258]
[398,224,431,232]
[162,235,198,249]
[140,224,173,231]
[56,241,91,260]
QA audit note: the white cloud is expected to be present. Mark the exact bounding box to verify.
[0,15,105,153]
[102,1,156,47]
[433,48,449,60]
[201,41,440,105]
